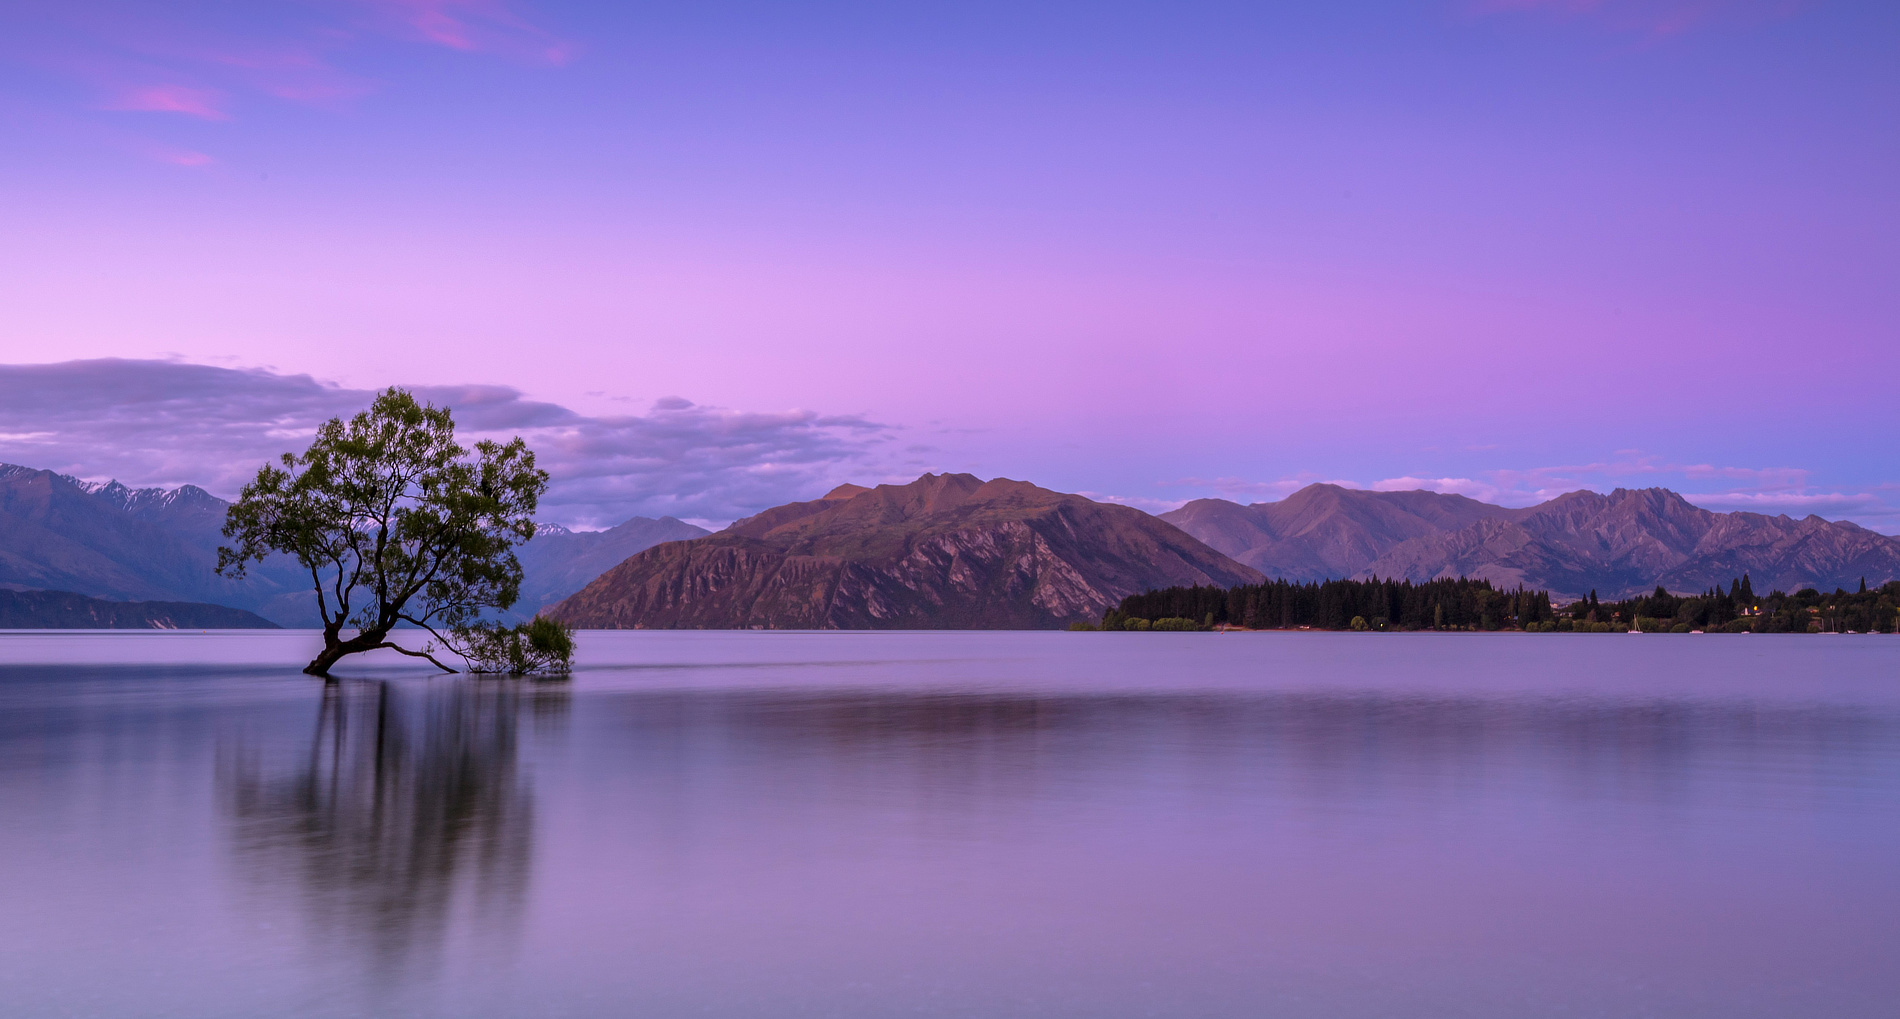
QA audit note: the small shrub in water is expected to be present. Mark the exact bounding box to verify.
[448,616,576,678]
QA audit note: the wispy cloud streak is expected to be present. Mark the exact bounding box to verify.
[1,0,573,164]
[104,83,228,119]
[359,0,576,64]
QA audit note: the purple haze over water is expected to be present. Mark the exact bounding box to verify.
[2,630,1898,1017]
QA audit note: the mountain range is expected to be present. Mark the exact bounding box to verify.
[6,459,1898,629]
[0,463,702,626]
[549,473,1263,629]
[0,463,314,623]
[1163,483,1900,600]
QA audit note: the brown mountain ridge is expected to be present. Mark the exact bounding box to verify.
[1160,484,1519,581]
[1360,487,1900,601]
[548,473,1264,629]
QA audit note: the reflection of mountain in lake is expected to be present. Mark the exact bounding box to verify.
[223,680,565,981]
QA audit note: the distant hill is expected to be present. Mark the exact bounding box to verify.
[510,516,710,616]
[549,473,1264,629]
[0,588,279,629]
[0,461,697,627]
[1361,488,1900,600]
[1161,484,1517,580]
[1164,483,1900,600]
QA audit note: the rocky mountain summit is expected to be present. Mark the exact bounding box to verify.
[549,473,1263,629]
[1360,487,1900,600]
[1161,484,1516,581]
[1167,484,1900,600]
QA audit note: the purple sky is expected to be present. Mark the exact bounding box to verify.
[1,1,1896,529]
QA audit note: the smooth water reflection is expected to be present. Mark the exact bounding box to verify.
[221,680,561,984]
[0,631,1897,1018]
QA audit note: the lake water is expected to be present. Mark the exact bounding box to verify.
[1,631,1897,1018]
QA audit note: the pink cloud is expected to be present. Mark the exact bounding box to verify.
[360,0,576,64]
[105,83,228,120]
[19,0,569,140]
[181,42,378,108]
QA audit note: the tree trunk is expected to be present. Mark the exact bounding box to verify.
[304,628,390,677]
[303,645,346,677]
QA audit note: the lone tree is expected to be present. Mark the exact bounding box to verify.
[217,388,555,677]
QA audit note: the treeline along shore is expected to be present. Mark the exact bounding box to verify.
[1101,578,1553,632]
[1100,576,1900,634]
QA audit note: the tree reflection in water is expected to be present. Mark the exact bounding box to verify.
[223,679,566,984]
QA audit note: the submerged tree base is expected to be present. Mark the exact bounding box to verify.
[303,632,463,678]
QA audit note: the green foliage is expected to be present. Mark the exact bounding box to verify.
[1573,576,1900,634]
[1066,620,1100,631]
[448,616,575,677]
[1099,614,1213,632]
[1107,576,1554,632]
[217,388,552,675]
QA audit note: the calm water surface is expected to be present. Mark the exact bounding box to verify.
[1,631,1897,1018]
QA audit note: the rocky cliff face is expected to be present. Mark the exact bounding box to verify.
[1361,488,1900,600]
[548,473,1264,629]
[1161,484,1519,580]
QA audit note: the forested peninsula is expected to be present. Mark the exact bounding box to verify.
[1102,576,1900,633]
